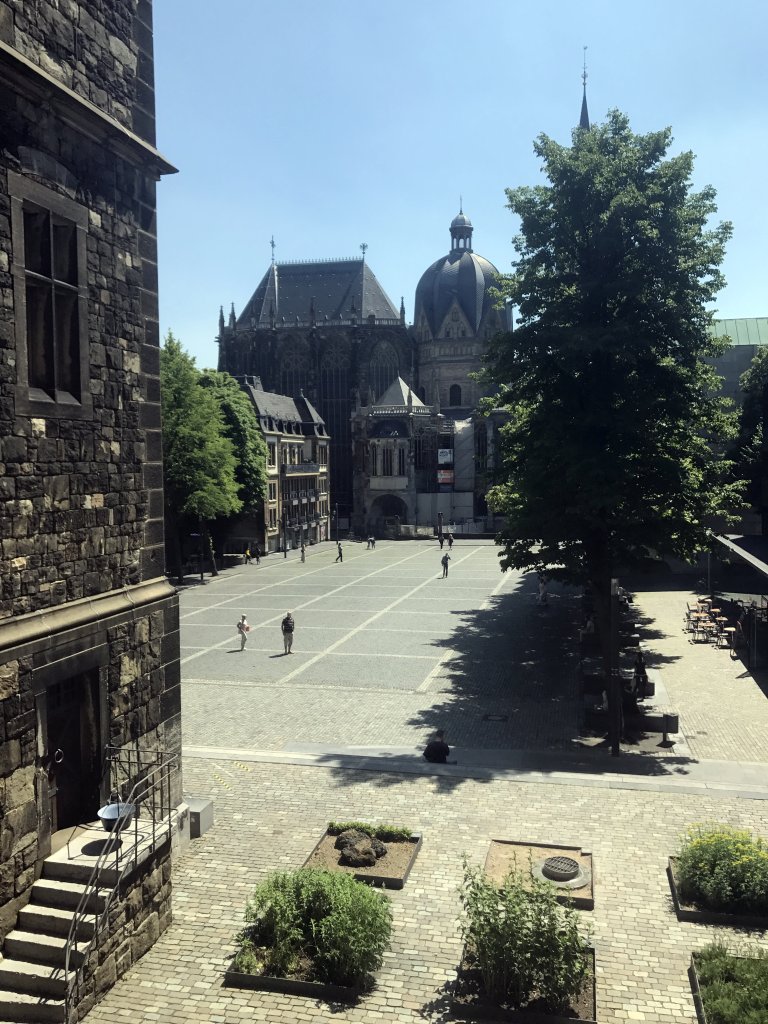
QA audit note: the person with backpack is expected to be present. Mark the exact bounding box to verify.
[281,611,295,654]
[236,614,250,651]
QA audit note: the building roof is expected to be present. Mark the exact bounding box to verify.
[711,318,768,346]
[240,377,328,436]
[374,376,425,408]
[414,248,500,335]
[236,258,400,328]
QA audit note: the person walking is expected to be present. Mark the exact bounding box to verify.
[244,547,251,565]
[335,541,343,563]
[253,544,261,565]
[300,543,306,563]
[537,574,548,606]
[281,611,295,654]
[371,536,376,550]
[441,552,451,578]
[447,533,454,550]
[366,536,372,549]
[438,534,445,550]
[236,614,250,651]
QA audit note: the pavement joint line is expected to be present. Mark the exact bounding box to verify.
[416,570,514,692]
[180,545,433,665]
[182,745,768,800]
[275,547,485,685]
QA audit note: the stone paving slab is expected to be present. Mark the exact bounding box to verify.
[83,758,768,1024]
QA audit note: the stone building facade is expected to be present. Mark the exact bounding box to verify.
[0,0,180,1011]
[225,377,331,555]
[216,258,415,524]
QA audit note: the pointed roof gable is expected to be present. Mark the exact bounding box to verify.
[236,258,399,328]
[374,376,425,408]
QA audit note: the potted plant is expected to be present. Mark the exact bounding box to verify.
[226,868,392,999]
[452,860,595,1022]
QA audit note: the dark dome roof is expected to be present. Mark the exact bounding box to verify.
[451,211,472,229]
[414,249,499,335]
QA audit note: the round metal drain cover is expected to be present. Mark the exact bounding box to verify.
[541,856,580,882]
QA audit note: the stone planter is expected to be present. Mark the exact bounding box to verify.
[302,830,422,889]
[451,947,597,1023]
[668,858,768,928]
[484,841,594,911]
[689,951,768,1024]
[224,966,367,1001]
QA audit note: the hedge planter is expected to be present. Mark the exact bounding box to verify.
[689,947,768,1024]
[452,948,597,1024]
[224,966,366,1002]
[668,858,768,928]
[303,823,422,889]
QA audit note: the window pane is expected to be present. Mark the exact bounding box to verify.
[23,207,51,277]
[52,219,78,285]
[25,279,54,391]
[54,287,80,399]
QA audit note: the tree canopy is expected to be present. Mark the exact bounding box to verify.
[160,332,242,524]
[198,370,268,512]
[484,109,740,599]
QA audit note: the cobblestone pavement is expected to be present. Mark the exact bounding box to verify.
[86,758,768,1024]
[82,543,768,1024]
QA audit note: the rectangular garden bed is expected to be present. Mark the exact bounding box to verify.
[302,829,422,889]
[689,950,768,1024]
[484,841,594,911]
[451,947,597,1023]
[668,858,768,928]
[224,965,365,1001]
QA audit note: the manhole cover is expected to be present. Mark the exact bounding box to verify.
[541,856,580,882]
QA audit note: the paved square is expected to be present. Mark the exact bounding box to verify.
[85,540,768,1023]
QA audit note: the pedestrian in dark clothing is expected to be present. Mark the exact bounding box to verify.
[335,542,343,563]
[447,533,454,550]
[439,535,444,550]
[254,545,261,565]
[441,553,451,578]
[371,536,376,549]
[281,611,295,654]
[423,730,455,764]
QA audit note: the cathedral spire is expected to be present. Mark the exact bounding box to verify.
[400,296,406,326]
[218,305,225,336]
[229,302,236,330]
[579,45,590,130]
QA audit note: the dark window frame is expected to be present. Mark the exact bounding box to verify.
[9,171,91,419]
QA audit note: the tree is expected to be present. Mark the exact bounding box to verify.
[484,111,741,751]
[198,370,268,512]
[160,332,242,579]
[731,348,768,526]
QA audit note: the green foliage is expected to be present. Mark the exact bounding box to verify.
[676,825,768,914]
[695,940,768,1024]
[327,821,413,842]
[483,111,740,601]
[199,370,268,512]
[160,332,242,521]
[459,860,591,1011]
[730,347,768,509]
[235,869,392,987]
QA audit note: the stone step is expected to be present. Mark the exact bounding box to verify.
[40,859,117,888]
[0,959,67,999]
[0,989,65,1023]
[30,880,108,916]
[2,933,84,971]
[17,907,94,943]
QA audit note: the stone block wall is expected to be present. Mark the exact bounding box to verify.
[70,838,173,1023]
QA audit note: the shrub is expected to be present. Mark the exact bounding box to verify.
[676,825,768,915]
[327,820,413,842]
[459,860,591,1011]
[695,940,768,1024]
[234,868,392,987]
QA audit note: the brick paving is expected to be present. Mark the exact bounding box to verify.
[83,542,768,1023]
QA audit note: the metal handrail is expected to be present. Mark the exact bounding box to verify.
[63,746,179,1022]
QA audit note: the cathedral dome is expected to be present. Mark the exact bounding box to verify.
[414,210,500,336]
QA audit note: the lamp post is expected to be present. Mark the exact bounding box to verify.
[282,506,288,559]
[334,503,339,543]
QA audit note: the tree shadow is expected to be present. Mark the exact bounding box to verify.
[316,574,694,793]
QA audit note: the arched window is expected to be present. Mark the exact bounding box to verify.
[449,384,462,406]
[368,340,399,400]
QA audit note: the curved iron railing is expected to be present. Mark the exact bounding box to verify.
[63,746,178,1022]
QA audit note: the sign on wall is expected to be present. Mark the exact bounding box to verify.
[437,469,454,485]
[438,449,453,465]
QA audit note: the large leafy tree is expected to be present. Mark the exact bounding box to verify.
[198,370,268,512]
[484,111,740,746]
[160,332,242,578]
[731,348,768,523]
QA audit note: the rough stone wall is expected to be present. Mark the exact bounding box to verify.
[71,839,172,1023]
[0,0,179,951]
[0,0,156,142]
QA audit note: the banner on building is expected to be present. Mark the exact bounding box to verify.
[437,469,454,485]
[438,448,453,465]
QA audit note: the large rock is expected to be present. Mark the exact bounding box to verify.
[339,839,377,867]
[334,828,368,851]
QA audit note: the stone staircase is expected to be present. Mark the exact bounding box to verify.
[0,852,112,1023]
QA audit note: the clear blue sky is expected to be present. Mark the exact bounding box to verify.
[153,0,767,369]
